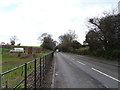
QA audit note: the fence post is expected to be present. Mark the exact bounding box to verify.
[40,57,41,87]
[45,56,46,72]
[43,56,44,80]
[52,52,54,58]
[44,56,45,77]
[0,74,2,89]
[34,59,36,89]
[25,63,27,90]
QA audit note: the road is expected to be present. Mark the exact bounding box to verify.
[53,52,120,88]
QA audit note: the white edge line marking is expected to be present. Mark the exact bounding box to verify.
[77,61,86,65]
[92,68,120,83]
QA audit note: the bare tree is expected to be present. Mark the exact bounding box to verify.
[10,35,18,45]
[58,30,77,52]
[86,11,120,50]
[1,42,5,45]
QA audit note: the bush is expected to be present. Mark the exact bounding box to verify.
[71,47,119,60]
[110,49,120,60]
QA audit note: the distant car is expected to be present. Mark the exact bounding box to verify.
[56,49,59,52]
[10,48,24,53]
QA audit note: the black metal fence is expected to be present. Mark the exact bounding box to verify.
[0,52,54,89]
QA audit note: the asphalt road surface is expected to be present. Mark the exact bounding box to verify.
[53,52,120,89]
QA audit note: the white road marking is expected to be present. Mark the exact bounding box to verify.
[77,61,86,65]
[92,68,120,83]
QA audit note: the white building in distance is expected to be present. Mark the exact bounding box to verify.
[118,1,120,14]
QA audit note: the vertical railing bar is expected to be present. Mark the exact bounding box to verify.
[34,59,36,89]
[0,74,2,89]
[44,56,45,80]
[40,57,41,87]
[25,63,27,90]
[43,56,44,80]
[5,81,8,88]
[44,56,45,71]
[44,56,46,73]
[45,56,47,72]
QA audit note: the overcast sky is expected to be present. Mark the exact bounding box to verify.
[0,0,119,46]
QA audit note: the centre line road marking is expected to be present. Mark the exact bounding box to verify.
[77,61,86,65]
[92,68,120,83]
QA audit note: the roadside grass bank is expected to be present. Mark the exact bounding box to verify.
[39,54,54,88]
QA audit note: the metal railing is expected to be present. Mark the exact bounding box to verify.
[0,52,54,89]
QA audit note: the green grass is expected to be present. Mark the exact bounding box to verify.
[2,52,36,72]
[0,48,2,53]
[2,48,10,53]
[1,48,53,88]
[2,49,52,72]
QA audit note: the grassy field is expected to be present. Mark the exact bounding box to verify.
[1,48,52,88]
[2,48,37,72]
[2,48,52,72]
